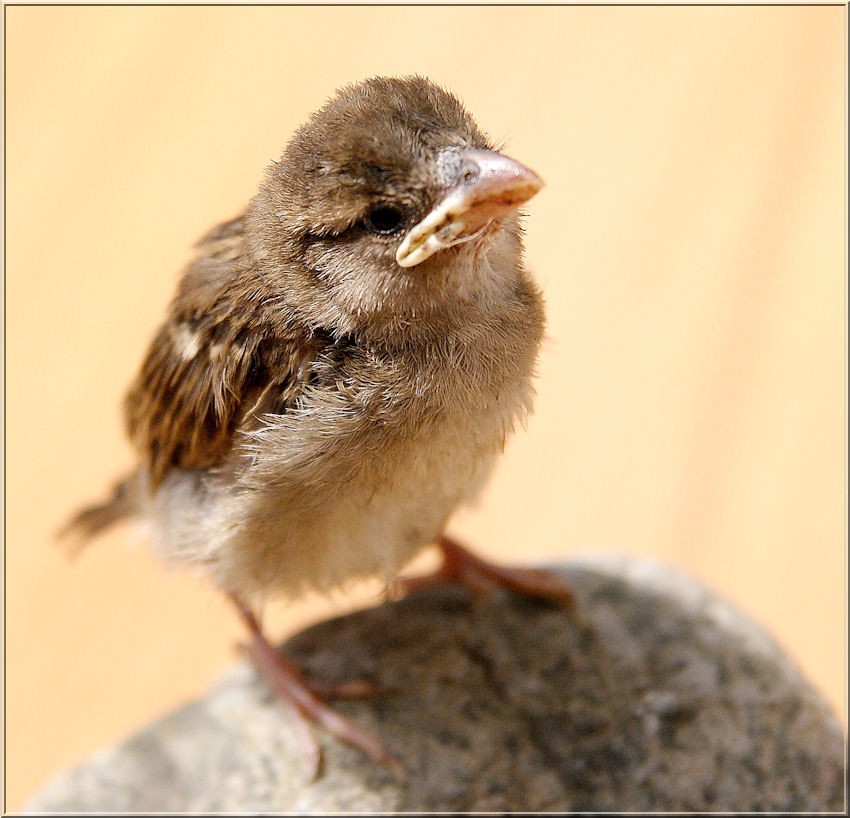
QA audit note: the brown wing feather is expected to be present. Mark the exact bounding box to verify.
[125,216,317,490]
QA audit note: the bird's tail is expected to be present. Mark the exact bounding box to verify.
[58,474,139,556]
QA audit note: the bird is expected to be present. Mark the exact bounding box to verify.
[62,75,574,776]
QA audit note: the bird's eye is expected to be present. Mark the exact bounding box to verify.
[366,205,405,235]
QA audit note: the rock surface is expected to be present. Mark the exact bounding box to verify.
[27,556,845,812]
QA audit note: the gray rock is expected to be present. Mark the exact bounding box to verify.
[27,556,845,812]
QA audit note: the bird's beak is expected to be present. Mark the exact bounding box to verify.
[396,148,544,268]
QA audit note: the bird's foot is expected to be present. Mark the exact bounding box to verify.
[303,677,392,701]
[230,595,403,780]
[399,535,577,609]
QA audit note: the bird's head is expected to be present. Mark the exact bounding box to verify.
[250,76,543,336]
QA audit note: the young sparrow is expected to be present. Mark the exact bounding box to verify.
[64,75,572,774]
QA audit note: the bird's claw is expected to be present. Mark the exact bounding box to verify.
[397,535,578,611]
[232,596,403,780]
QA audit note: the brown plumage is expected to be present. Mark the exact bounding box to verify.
[64,76,571,775]
[124,215,322,489]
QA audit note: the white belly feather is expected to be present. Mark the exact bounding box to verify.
[141,372,528,601]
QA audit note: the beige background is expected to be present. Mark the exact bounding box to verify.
[5,5,846,810]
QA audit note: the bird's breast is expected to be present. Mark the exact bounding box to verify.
[144,308,540,600]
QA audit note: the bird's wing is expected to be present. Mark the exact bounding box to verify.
[124,217,318,490]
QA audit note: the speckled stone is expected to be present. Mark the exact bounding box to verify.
[26,556,846,812]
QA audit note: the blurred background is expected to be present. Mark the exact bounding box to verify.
[5,5,845,810]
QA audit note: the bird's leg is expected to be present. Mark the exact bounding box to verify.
[228,594,402,778]
[399,535,577,609]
